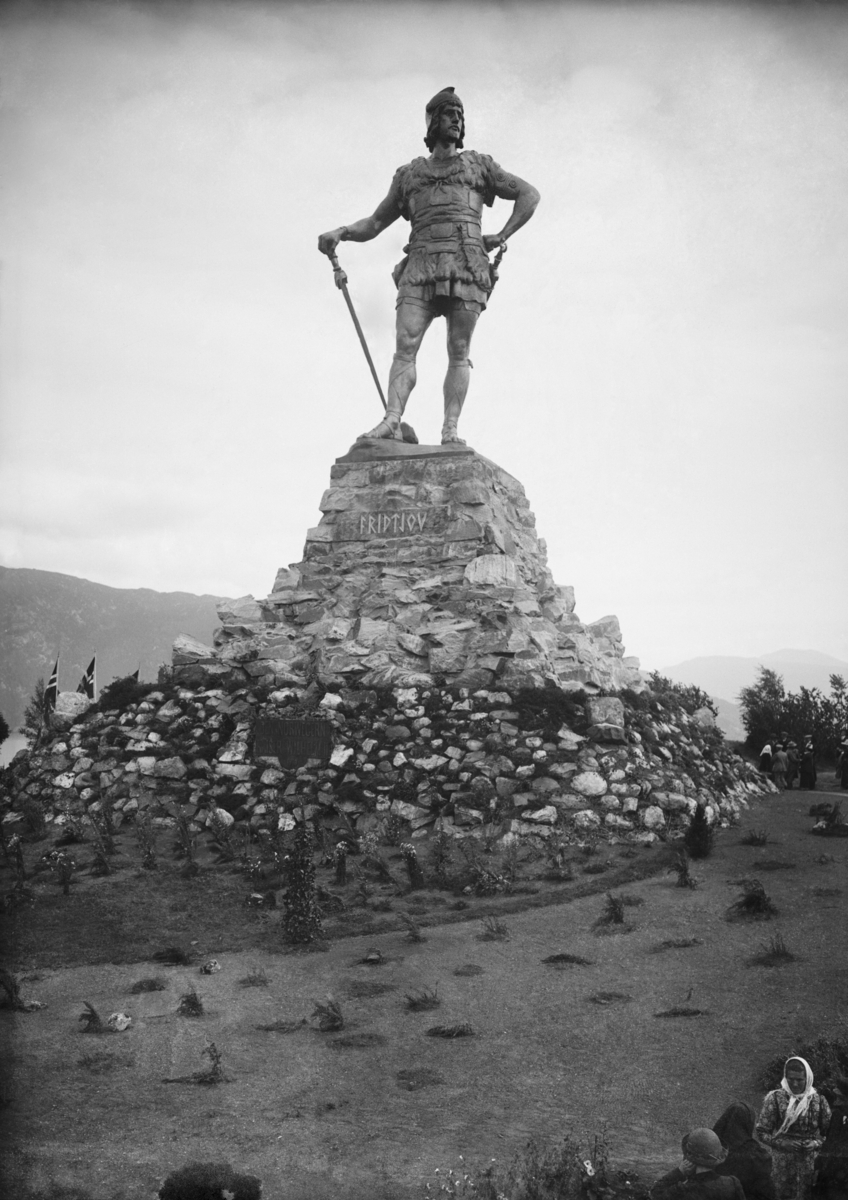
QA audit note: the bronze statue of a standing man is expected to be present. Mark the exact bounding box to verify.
[318,87,540,446]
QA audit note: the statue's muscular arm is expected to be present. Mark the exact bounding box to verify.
[317,180,402,258]
[483,168,540,252]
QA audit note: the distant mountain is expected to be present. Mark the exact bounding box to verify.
[0,566,227,730]
[660,651,848,703]
[659,650,848,743]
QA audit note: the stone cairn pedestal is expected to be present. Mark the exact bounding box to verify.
[3,445,770,852]
[176,441,641,696]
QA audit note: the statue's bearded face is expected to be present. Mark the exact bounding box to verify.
[436,103,464,142]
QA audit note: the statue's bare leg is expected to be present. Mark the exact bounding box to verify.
[358,302,433,440]
[441,307,479,445]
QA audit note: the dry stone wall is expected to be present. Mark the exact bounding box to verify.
[2,680,774,848]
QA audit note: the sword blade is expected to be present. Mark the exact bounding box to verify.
[338,280,387,411]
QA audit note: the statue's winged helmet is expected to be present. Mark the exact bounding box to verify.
[424,86,465,150]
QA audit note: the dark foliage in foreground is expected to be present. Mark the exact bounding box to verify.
[158,1161,261,1200]
[726,879,778,920]
[684,804,714,860]
[761,1036,848,1095]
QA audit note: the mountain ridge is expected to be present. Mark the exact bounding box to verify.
[0,565,226,729]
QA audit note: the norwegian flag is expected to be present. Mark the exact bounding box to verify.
[77,655,96,700]
[44,655,59,713]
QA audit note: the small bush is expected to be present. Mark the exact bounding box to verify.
[426,1023,475,1038]
[400,842,425,889]
[740,829,768,846]
[158,1160,261,1200]
[333,843,347,886]
[542,953,593,966]
[399,912,427,943]
[655,1006,709,1018]
[429,829,454,887]
[151,946,192,966]
[727,879,778,921]
[311,996,344,1032]
[597,893,626,926]
[237,970,268,988]
[684,804,714,859]
[748,933,796,967]
[283,827,324,946]
[78,1002,107,1033]
[405,987,441,1012]
[588,992,632,1006]
[477,916,509,941]
[130,977,167,994]
[177,988,204,1017]
[669,851,697,889]
[134,813,158,870]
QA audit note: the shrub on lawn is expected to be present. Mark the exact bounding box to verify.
[311,995,344,1031]
[669,851,697,889]
[158,1161,261,1200]
[405,987,441,1012]
[283,826,324,945]
[726,879,778,921]
[477,916,509,941]
[401,842,426,889]
[684,803,713,859]
[177,987,204,1017]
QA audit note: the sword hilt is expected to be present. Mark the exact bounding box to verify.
[328,250,348,291]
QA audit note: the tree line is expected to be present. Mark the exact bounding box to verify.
[738,667,848,759]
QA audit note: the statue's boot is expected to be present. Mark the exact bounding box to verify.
[357,409,403,441]
[440,421,466,446]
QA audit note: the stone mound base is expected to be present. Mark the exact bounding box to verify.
[2,675,774,850]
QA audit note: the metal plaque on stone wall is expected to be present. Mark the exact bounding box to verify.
[254,718,333,768]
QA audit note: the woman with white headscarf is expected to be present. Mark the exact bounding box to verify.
[756,1057,831,1199]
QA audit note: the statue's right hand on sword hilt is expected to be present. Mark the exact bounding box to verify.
[328,251,348,291]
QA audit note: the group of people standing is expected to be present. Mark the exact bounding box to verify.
[759,739,817,791]
[649,1058,847,1199]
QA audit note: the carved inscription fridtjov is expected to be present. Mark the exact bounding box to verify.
[331,506,450,541]
[360,510,427,536]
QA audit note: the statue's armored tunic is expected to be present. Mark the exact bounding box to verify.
[390,150,517,311]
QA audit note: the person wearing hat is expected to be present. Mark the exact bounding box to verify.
[799,741,817,791]
[772,744,789,790]
[713,1101,776,1200]
[650,1128,746,1197]
[756,1057,831,1199]
[318,87,540,446]
[785,742,800,790]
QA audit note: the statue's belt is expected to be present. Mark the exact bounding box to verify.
[407,219,484,254]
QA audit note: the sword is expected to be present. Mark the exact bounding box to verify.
[327,251,387,411]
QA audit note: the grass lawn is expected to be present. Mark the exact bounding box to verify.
[1,785,846,1199]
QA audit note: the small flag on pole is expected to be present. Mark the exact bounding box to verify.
[130,668,139,682]
[77,655,96,700]
[44,655,59,714]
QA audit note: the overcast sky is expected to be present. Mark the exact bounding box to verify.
[1,0,846,670]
